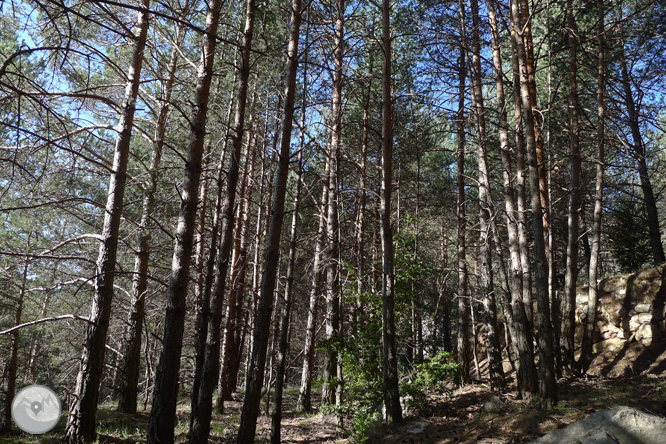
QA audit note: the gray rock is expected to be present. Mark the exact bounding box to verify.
[530,406,666,444]
[406,421,427,434]
[483,394,504,414]
[634,304,651,313]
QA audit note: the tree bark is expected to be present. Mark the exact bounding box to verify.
[146,0,222,441]
[297,162,328,412]
[469,0,505,389]
[116,26,181,414]
[487,0,538,398]
[65,5,149,441]
[562,0,582,376]
[2,255,29,432]
[618,31,665,265]
[189,0,256,439]
[510,14,533,328]
[217,103,259,407]
[322,0,344,406]
[380,0,402,424]
[510,0,557,407]
[456,0,471,384]
[236,0,302,438]
[270,124,304,444]
[579,0,605,373]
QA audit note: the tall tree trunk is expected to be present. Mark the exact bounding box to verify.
[520,0,552,289]
[189,0,256,439]
[354,50,373,333]
[440,222,452,352]
[2,255,29,432]
[380,0,402,424]
[217,103,259,407]
[469,0,505,389]
[270,130,304,444]
[147,0,222,441]
[510,16,533,328]
[236,0,302,438]
[579,0,605,373]
[510,0,558,408]
[487,0,537,398]
[456,0,471,384]
[297,164,328,412]
[618,33,665,265]
[562,0,582,376]
[65,5,149,442]
[116,27,181,414]
[322,0,344,406]
[190,66,237,425]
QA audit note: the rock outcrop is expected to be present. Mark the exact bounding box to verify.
[530,406,666,444]
[576,263,666,350]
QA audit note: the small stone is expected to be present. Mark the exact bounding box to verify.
[634,303,651,313]
[636,323,653,342]
[638,313,653,324]
[406,421,427,434]
[483,395,504,414]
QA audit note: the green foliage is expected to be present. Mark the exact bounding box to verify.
[609,197,652,271]
[411,352,462,392]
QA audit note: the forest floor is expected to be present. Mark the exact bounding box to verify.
[3,375,666,444]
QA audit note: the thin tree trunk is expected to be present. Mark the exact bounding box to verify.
[146,0,222,441]
[380,0,402,424]
[579,0,605,374]
[2,255,29,432]
[322,0,344,406]
[236,0,302,438]
[117,27,181,414]
[189,0,256,439]
[354,50,373,332]
[456,0,471,384]
[217,102,259,407]
[510,0,557,408]
[487,0,537,398]
[297,165,328,412]
[65,5,149,441]
[510,18,533,328]
[190,64,237,425]
[618,33,665,265]
[469,0,505,389]
[440,223,452,352]
[562,0,582,376]
[270,131,304,444]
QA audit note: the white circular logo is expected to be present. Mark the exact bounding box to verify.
[11,384,61,434]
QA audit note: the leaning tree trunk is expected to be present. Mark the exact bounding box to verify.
[116,25,181,414]
[469,0,505,389]
[322,0,344,406]
[579,0,605,374]
[456,0,471,384]
[65,5,149,442]
[487,0,537,398]
[146,0,222,441]
[562,0,582,376]
[380,0,402,424]
[236,0,302,439]
[618,33,665,265]
[189,0,256,440]
[510,0,557,408]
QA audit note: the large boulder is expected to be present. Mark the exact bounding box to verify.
[530,406,666,444]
